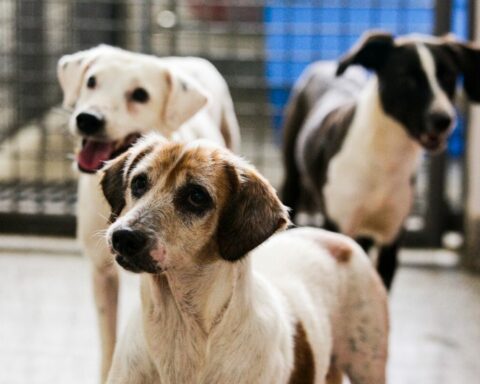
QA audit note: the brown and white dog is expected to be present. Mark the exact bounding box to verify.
[101,134,388,384]
[57,45,240,381]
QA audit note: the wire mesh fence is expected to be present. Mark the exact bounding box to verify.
[0,0,470,241]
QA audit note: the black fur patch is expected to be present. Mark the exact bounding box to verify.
[101,153,128,223]
[336,31,394,75]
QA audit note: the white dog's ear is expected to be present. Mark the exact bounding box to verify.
[57,45,117,109]
[159,68,209,133]
[217,162,290,262]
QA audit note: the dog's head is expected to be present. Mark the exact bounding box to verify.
[336,31,480,151]
[101,134,289,273]
[57,45,208,173]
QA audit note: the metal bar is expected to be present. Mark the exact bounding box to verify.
[0,213,76,237]
[14,0,46,126]
[72,0,126,48]
[463,0,480,270]
[140,0,153,53]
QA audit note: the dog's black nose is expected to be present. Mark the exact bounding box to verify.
[111,229,148,255]
[429,112,452,133]
[76,112,105,135]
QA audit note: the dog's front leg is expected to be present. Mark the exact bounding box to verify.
[377,234,402,290]
[78,175,119,383]
[92,260,119,383]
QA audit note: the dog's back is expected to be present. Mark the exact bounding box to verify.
[251,227,388,384]
[163,56,241,152]
[281,62,367,214]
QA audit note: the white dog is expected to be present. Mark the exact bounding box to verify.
[102,135,388,384]
[57,45,240,381]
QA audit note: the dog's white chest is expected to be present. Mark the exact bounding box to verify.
[323,92,422,244]
[324,154,415,244]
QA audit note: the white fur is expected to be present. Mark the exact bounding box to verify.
[416,43,456,125]
[58,46,240,382]
[107,228,388,384]
[323,78,422,244]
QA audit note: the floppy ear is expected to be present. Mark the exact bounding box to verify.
[445,40,480,102]
[100,151,129,223]
[217,163,290,262]
[336,31,394,76]
[57,45,118,109]
[159,68,209,134]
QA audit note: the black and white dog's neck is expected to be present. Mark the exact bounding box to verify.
[348,76,422,165]
[321,74,422,245]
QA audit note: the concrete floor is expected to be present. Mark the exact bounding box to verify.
[0,237,479,384]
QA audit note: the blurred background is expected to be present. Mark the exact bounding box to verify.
[0,1,479,383]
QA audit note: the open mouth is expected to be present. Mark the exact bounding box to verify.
[77,133,141,173]
[419,133,446,151]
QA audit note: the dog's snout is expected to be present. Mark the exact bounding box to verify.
[111,229,148,255]
[428,111,452,133]
[76,112,105,135]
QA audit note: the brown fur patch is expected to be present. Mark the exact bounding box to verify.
[289,322,315,384]
[151,144,183,186]
[325,241,351,263]
[326,365,343,384]
[217,166,288,261]
[298,231,352,263]
[126,145,154,179]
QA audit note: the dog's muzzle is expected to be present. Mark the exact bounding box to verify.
[111,229,160,274]
[419,111,454,151]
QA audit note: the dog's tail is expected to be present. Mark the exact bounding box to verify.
[280,82,309,218]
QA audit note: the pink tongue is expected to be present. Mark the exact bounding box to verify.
[78,140,116,171]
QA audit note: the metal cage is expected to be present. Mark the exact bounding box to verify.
[0,0,470,245]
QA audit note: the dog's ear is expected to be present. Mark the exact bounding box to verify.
[217,162,290,262]
[100,151,129,223]
[444,40,480,102]
[57,45,117,109]
[336,31,394,76]
[159,68,209,134]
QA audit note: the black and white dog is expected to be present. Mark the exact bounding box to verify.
[281,31,480,289]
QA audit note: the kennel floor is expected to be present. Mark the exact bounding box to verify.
[0,237,478,384]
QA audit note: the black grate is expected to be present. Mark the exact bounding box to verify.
[0,0,468,243]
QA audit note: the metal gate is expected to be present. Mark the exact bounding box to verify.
[0,0,471,245]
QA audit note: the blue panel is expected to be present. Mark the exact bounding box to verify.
[264,0,469,157]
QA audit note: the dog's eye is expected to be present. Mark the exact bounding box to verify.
[131,88,149,103]
[87,76,96,89]
[131,174,149,199]
[187,185,210,207]
[175,183,213,216]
